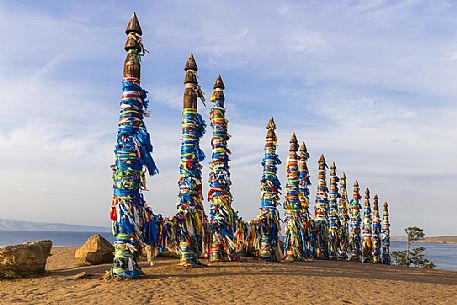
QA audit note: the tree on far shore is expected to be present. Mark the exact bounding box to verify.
[391,226,436,269]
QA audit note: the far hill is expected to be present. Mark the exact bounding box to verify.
[0,218,110,232]
[420,236,457,244]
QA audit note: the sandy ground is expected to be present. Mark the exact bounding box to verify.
[0,247,456,305]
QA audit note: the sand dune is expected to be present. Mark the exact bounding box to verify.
[0,246,456,304]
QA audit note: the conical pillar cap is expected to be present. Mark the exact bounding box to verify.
[289,133,298,151]
[125,12,142,35]
[299,141,309,161]
[330,160,337,176]
[299,141,307,153]
[185,53,198,71]
[290,133,298,144]
[214,74,225,89]
[266,116,276,130]
[318,154,327,170]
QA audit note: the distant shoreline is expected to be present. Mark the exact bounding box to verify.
[0,218,110,232]
[0,229,111,233]
[419,236,457,244]
[389,236,457,244]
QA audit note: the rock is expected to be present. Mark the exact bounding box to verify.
[0,240,52,277]
[75,234,113,265]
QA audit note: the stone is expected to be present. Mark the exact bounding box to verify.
[0,240,52,277]
[75,234,113,265]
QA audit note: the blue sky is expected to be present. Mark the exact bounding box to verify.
[1,0,456,236]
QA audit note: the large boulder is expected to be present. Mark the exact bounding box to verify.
[0,240,52,277]
[75,234,114,265]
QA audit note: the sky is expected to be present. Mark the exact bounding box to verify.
[0,0,456,236]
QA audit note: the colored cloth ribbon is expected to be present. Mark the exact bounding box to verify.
[337,175,350,259]
[283,149,306,261]
[328,167,340,260]
[176,106,209,266]
[257,124,282,262]
[349,187,362,262]
[208,97,238,261]
[110,77,158,279]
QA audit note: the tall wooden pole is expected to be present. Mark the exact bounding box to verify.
[176,54,209,267]
[208,75,237,261]
[110,12,158,279]
[298,141,314,258]
[328,161,340,260]
[257,117,282,262]
[372,194,382,263]
[314,154,329,259]
[349,180,362,261]
[361,188,373,263]
[337,172,350,259]
[381,201,391,264]
[283,133,305,260]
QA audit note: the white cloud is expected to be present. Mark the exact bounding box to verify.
[197,28,257,68]
[285,31,327,55]
[147,84,182,109]
[278,4,290,15]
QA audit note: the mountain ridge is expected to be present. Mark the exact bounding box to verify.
[0,218,110,232]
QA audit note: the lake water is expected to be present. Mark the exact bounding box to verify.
[0,231,113,247]
[1,231,456,271]
[390,240,457,271]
